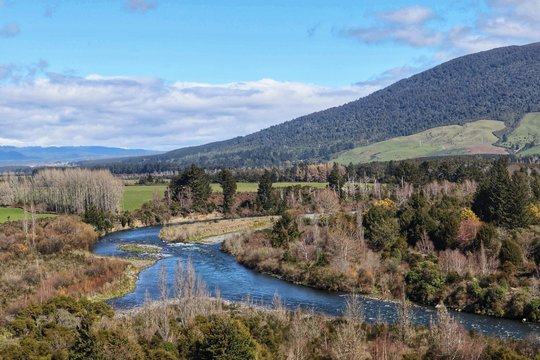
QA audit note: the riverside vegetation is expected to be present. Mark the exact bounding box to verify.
[0,161,539,358]
[2,263,538,359]
[223,159,540,324]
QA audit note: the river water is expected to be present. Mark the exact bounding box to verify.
[93,226,540,340]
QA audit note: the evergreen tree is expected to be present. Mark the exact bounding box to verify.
[473,159,533,229]
[169,164,211,211]
[271,211,300,248]
[256,170,274,212]
[328,163,344,199]
[219,169,237,214]
[472,158,511,226]
[505,171,532,228]
[399,193,437,246]
[69,318,98,360]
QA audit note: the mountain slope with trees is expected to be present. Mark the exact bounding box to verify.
[87,42,540,170]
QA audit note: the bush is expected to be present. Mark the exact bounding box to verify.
[524,298,540,322]
[192,316,259,360]
[499,239,524,266]
[405,261,446,305]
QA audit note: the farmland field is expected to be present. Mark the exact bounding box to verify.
[211,182,327,193]
[0,207,55,223]
[122,185,167,211]
[123,182,327,211]
[335,120,507,164]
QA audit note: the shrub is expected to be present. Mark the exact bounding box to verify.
[499,239,524,266]
[192,316,259,360]
[405,261,446,305]
[524,298,540,322]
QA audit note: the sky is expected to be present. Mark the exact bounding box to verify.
[0,0,538,150]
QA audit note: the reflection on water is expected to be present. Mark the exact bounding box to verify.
[93,226,540,340]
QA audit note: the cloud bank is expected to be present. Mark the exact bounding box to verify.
[0,74,378,150]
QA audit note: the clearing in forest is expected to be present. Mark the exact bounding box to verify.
[335,119,507,164]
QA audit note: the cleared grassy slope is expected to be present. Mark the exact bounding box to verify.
[502,112,540,154]
[335,120,507,164]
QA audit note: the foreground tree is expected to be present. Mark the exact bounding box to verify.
[170,165,211,212]
[219,169,237,214]
[256,170,274,212]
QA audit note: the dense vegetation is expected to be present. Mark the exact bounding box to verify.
[0,160,539,358]
[1,276,538,359]
[82,42,540,169]
[224,158,540,323]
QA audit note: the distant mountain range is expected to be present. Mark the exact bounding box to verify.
[85,42,540,170]
[0,146,160,167]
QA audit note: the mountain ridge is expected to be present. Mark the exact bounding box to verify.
[84,42,540,170]
[0,146,160,166]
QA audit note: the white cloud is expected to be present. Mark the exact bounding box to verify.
[345,0,540,58]
[344,6,441,47]
[378,6,435,25]
[0,74,379,150]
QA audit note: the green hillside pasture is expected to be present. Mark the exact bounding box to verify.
[123,182,327,211]
[335,120,507,164]
[0,208,55,224]
[502,112,540,154]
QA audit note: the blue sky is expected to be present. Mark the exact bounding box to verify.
[0,0,485,85]
[0,0,538,149]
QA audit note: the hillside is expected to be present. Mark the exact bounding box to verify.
[501,112,540,154]
[0,146,159,166]
[86,42,540,170]
[335,120,508,164]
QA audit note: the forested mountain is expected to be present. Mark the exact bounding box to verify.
[0,146,159,166]
[87,42,540,170]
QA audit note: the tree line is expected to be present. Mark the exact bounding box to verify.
[0,168,123,214]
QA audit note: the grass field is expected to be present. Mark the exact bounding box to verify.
[0,208,55,223]
[502,112,540,154]
[122,185,167,211]
[211,182,327,193]
[335,120,507,164]
[123,182,327,211]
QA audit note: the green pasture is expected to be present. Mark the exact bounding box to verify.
[123,182,327,211]
[0,208,55,224]
[335,120,507,164]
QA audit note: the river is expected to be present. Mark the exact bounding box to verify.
[93,225,540,340]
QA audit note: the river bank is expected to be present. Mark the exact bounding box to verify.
[92,225,540,340]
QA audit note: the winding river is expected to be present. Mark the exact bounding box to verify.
[93,226,540,340]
